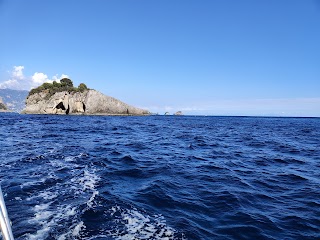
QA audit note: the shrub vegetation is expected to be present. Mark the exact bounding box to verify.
[28,78,89,98]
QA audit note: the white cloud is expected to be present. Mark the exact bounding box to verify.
[12,66,24,79]
[32,72,48,84]
[0,66,69,90]
[52,74,69,82]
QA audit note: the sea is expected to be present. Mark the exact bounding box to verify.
[0,113,319,240]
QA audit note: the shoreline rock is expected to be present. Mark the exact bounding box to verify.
[0,97,9,111]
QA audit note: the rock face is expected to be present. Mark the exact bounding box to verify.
[22,90,149,115]
[0,97,8,111]
[174,111,183,116]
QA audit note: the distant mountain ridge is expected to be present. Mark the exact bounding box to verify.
[0,89,29,112]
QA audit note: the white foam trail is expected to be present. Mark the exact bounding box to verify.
[64,156,76,162]
[24,150,100,239]
[34,202,52,211]
[57,221,86,240]
[108,206,176,240]
[27,204,79,239]
[27,226,51,240]
[17,149,180,240]
[72,221,85,236]
[37,191,58,200]
[79,169,100,191]
[87,190,99,208]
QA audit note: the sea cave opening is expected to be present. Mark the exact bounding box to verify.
[55,102,66,110]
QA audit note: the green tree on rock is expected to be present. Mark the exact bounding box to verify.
[42,82,53,89]
[60,78,73,87]
[78,83,88,92]
[53,81,61,88]
[27,77,90,98]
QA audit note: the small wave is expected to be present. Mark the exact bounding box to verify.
[273,156,306,165]
[275,143,302,155]
[113,168,146,178]
[192,156,208,161]
[196,164,225,171]
[277,172,309,182]
[110,150,122,156]
[125,142,150,150]
[120,155,136,162]
[41,134,60,138]
[216,224,266,239]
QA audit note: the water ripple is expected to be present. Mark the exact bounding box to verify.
[0,114,320,239]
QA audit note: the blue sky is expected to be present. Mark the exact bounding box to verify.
[0,0,319,116]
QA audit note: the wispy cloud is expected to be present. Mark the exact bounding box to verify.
[0,66,68,90]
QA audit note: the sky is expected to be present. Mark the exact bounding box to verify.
[0,0,319,116]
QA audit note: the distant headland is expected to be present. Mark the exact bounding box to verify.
[22,78,150,116]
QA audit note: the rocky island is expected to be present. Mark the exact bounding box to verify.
[22,78,149,115]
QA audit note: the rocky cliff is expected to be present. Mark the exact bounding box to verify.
[22,89,149,115]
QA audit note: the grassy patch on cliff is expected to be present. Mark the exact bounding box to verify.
[28,78,89,99]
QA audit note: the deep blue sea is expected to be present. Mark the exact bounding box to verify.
[0,113,320,240]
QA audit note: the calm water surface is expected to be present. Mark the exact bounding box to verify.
[0,114,319,239]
